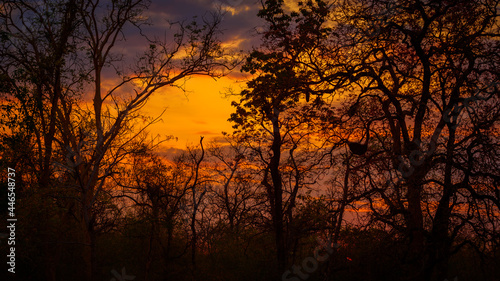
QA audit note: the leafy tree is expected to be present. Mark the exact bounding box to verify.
[234,0,500,280]
[229,0,340,277]
[324,0,500,280]
[0,1,86,279]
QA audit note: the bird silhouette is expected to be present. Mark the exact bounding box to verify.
[347,125,370,155]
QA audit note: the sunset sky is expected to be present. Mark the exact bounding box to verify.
[144,75,243,150]
[131,0,263,150]
[4,1,499,280]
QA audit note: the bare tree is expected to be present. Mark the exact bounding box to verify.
[114,149,192,281]
[2,0,237,280]
[206,135,261,235]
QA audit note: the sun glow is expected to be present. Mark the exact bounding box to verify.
[140,75,243,149]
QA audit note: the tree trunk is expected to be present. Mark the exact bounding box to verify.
[405,175,426,281]
[82,223,95,281]
[270,108,286,276]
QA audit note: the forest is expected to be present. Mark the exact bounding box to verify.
[1,0,499,281]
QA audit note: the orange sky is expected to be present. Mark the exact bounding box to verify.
[142,75,244,150]
[117,0,296,151]
[101,0,264,151]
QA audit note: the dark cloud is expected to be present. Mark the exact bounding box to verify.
[103,0,264,82]
[136,0,262,53]
[214,0,265,50]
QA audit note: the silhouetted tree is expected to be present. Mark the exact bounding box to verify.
[240,1,500,280]
[325,0,500,280]
[0,1,84,279]
[1,0,236,280]
[206,136,261,235]
[229,1,341,277]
